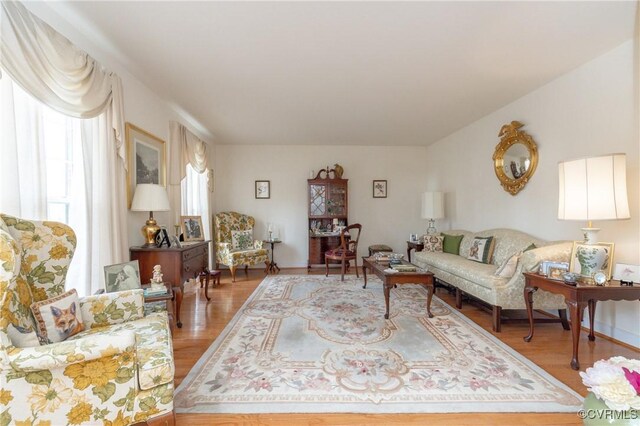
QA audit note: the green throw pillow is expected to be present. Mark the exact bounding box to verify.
[442,233,464,255]
[524,243,537,252]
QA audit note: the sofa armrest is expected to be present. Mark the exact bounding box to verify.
[519,241,573,273]
[79,289,144,328]
[6,329,136,372]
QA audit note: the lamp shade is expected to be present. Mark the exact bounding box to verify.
[421,192,445,219]
[131,184,171,212]
[558,154,630,221]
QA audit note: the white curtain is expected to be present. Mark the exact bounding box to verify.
[0,2,128,295]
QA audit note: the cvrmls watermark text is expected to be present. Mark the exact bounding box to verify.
[578,408,639,420]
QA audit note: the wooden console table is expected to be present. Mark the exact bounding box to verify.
[523,272,640,370]
[130,240,210,328]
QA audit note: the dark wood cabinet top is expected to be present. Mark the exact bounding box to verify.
[130,240,210,253]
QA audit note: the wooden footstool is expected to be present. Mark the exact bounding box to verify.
[198,269,221,301]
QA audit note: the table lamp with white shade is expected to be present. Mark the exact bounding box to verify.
[422,191,445,235]
[131,184,171,247]
[558,154,630,281]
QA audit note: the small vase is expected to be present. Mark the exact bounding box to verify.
[582,392,638,426]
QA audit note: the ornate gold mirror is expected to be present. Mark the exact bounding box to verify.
[492,121,538,195]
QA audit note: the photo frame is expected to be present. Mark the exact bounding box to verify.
[255,180,270,199]
[154,228,170,248]
[569,241,614,281]
[373,180,387,198]
[409,233,419,243]
[547,265,569,281]
[103,260,141,293]
[613,263,639,285]
[180,216,204,242]
[169,235,182,248]
[539,261,569,277]
[125,122,166,208]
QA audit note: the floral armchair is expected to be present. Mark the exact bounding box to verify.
[0,214,175,425]
[214,211,269,282]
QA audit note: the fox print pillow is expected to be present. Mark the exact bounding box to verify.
[31,289,85,344]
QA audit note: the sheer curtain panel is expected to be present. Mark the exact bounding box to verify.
[0,2,128,295]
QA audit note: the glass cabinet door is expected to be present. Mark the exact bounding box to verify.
[328,185,346,216]
[309,184,326,216]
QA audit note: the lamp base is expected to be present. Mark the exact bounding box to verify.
[141,216,160,247]
[426,219,437,236]
[581,227,600,244]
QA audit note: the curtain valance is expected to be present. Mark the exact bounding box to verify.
[0,1,126,161]
[169,121,209,184]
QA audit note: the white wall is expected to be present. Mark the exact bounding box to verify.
[214,145,429,268]
[424,40,639,347]
[24,3,213,249]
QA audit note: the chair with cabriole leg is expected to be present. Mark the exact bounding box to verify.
[214,211,269,282]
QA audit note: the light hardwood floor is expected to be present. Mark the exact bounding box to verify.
[172,268,639,425]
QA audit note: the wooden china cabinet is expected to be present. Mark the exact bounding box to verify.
[307,168,348,268]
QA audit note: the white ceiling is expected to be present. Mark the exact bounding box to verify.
[47,1,635,146]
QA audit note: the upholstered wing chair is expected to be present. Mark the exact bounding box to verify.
[214,211,269,282]
[0,214,175,425]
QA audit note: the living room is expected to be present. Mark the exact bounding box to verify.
[1,1,639,425]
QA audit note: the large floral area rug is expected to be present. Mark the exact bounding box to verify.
[175,275,582,414]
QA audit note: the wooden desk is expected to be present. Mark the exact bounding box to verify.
[130,240,210,328]
[523,272,640,370]
[406,241,424,263]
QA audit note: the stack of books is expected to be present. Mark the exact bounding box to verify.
[144,287,168,297]
[392,264,417,273]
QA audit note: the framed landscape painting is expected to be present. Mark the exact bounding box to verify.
[126,122,166,207]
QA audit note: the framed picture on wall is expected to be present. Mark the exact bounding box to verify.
[125,122,166,208]
[255,180,270,199]
[373,180,387,198]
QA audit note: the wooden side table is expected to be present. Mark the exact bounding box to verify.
[406,241,424,263]
[142,283,175,328]
[263,239,282,274]
[130,240,210,328]
[523,272,640,370]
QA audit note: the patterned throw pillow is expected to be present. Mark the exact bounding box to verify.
[467,236,496,264]
[231,230,253,250]
[31,289,85,344]
[422,235,444,252]
[495,252,522,278]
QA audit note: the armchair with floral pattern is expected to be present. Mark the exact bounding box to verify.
[0,214,175,425]
[214,211,269,282]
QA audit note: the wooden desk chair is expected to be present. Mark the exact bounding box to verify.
[325,223,362,281]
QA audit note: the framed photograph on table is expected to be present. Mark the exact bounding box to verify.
[569,241,614,281]
[180,216,204,242]
[255,180,270,199]
[613,263,639,285]
[125,122,166,208]
[373,180,387,198]
[104,260,141,293]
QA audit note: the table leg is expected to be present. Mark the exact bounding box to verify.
[588,300,597,341]
[426,283,434,318]
[567,300,584,370]
[407,246,412,263]
[204,272,210,301]
[523,285,537,342]
[362,263,368,289]
[173,285,183,328]
[384,282,391,319]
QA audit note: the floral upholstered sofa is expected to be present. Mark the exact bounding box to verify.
[0,214,175,425]
[412,228,571,332]
[214,211,269,282]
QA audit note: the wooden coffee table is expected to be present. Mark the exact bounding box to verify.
[362,257,435,319]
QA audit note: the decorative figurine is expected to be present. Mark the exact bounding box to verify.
[151,265,163,284]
